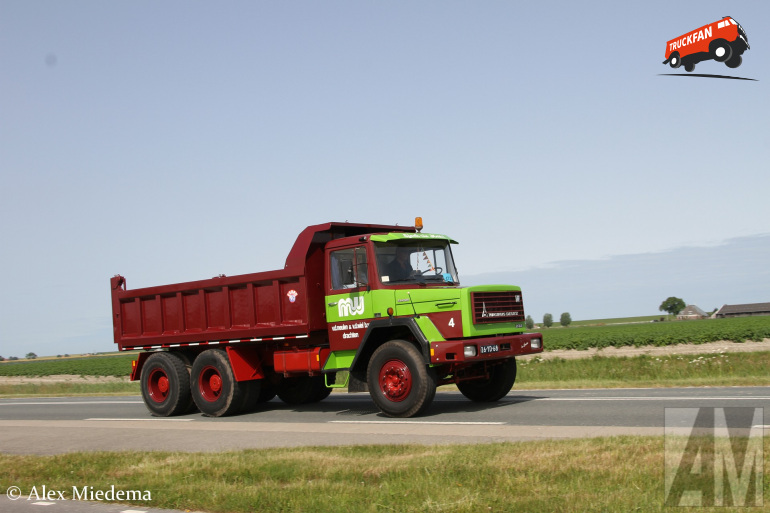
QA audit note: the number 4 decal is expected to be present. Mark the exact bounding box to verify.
[448,317,455,327]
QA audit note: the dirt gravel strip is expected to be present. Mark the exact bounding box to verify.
[520,339,770,360]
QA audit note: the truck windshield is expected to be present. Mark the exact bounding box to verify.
[374,241,459,285]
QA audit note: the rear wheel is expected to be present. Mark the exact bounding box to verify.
[237,379,264,413]
[191,349,247,417]
[367,340,436,418]
[140,352,194,417]
[256,379,277,403]
[668,52,681,69]
[457,359,517,402]
[276,375,330,404]
[684,61,696,72]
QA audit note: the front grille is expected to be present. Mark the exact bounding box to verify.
[472,291,525,324]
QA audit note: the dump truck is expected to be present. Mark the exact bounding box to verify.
[110,219,543,418]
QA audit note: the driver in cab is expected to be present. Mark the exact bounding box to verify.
[385,247,414,281]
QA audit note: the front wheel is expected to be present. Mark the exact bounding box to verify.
[725,55,742,69]
[457,359,517,402]
[367,340,436,418]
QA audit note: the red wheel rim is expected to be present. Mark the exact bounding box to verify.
[147,368,170,403]
[378,359,412,402]
[198,365,223,402]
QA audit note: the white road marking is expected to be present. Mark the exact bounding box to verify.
[85,418,194,422]
[330,420,505,425]
[529,396,770,401]
[31,502,56,506]
[0,401,144,406]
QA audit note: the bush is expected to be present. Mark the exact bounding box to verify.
[525,315,534,330]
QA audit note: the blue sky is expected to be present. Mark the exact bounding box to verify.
[1,1,768,356]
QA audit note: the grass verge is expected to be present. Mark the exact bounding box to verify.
[1,437,766,512]
[0,382,139,397]
[515,350,770,389]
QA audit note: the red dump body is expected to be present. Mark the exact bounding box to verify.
[111,222,413,352]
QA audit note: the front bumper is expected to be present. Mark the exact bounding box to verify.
[430,332,543,364]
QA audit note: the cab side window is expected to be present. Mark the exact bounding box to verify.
[330,247,368,290]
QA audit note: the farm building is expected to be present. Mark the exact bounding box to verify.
[677,305,708,320]
[713,302,770,318]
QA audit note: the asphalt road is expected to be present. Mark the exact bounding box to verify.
[2,387,769,455]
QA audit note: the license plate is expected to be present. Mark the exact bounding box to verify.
[480,344,500,354]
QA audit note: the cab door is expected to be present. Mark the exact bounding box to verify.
[325,245,372,351]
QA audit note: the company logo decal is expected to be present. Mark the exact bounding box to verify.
[338,297,365,317]
[481,302,519,319]
[287,290,298,303]
[660,16,752,79]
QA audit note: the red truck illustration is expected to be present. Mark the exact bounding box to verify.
[663,16,749,72]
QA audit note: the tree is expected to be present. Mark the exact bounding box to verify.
[659,297,686,317]
[25,352,37,360]
[560,312,572,327]
[543,313,553,328]
[525,315,534,330]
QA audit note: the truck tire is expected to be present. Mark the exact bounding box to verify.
[668,52,681,69]
[710,39,733,62]
[140,352,194,417]
[190,349,246,417]
[256,379,277,403]
[276,375,329,404]
[457,358,517,402]
[367,340,437,418]
[725,55,742,68]
[237,380,263,413]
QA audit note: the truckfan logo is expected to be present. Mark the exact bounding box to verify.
[663,16,749,73]
[338,297,365,317]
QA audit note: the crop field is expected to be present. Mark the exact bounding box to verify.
[542,316,770,350]
[0,354,136,377]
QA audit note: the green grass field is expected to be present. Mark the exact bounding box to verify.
[1,437,765,512]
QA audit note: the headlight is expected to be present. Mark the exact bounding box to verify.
[531,338,541,349]
[463,345,477,358]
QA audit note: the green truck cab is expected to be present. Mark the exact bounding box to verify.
[321,222,543,417]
